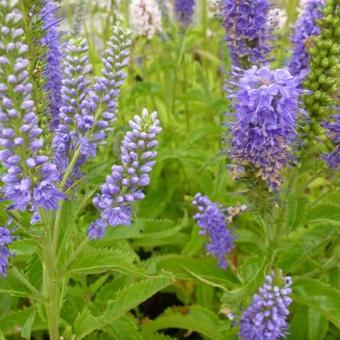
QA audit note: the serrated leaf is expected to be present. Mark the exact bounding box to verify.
[105,315,142,340]
[67,248,139,275]
[141,305,228,340]
[293,278,340,329]
[95,276,131,305]
[74,276,172,339]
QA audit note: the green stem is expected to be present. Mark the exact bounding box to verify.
[41,214,60,340]
[59,147,81,190]
[43,247,59,339]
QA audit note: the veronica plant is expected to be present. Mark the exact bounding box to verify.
[0,1,168,339]
[0,0,340,339]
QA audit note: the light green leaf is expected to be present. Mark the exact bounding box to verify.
[74,276,172,339]
[67,248,139,275]
[308,309,328,340]
[0,309,44,336]
[306,204,340,226]
[21,311,36,339]
[0,272,30,297]
[293,278,340,329]
[141,305,229,340]
[150,255,239,290]
[105,315,142,340]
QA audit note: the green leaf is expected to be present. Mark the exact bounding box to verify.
[67,248,139,275]
[293,278,340,329]
[289,305,308,339]
[0,309,44,336]
[306,204,340,226]
[21,311,36,339]
[150,255,239,290]
[74,276,172,339]
[141,305,229,340]
[105,315,142,340]
[307,309,328,340]
[0,272,30,297]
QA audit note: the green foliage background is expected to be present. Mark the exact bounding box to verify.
[0,0,339,339]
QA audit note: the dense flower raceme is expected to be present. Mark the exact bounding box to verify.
[239,273,293,340]
[221,0,271,67]
[88,109,162,240]
[0,1,65,214]
[175,0,196,27]
[130,0,162,39]
[324,115,340,169]
[53,23,131,183]
[0,221,14,277]
[288,0,324,76]
[229,66,303,190]
[192,193,236,269]
[41,0,63,127]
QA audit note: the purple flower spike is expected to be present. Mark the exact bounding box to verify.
[0,0,64,216]
[239,272,293,340]
[41,0,63,127]
[221,0,272,67]
[53,22,131,184]
[0,221,14,277]
[324,115,340,169]
[192,193,234,269]
[52,38,92,178]
[229,66,303,191]
[89,109,162,240]
[175,0,196,27]
[288,0,324,76]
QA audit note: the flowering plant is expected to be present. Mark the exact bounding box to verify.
[0,0,339,339]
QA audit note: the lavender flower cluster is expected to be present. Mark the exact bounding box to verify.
[229,66,303,190]
[288,0,325,76]
[89,109,162,240]
[221,0,272,67]
[0,0,158,275]
[192,193,235,269]
[0,1,65,214]
[53,23,131,185]
[239,273,293,340]
[41,0,63,126]
[175,0,196,27]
